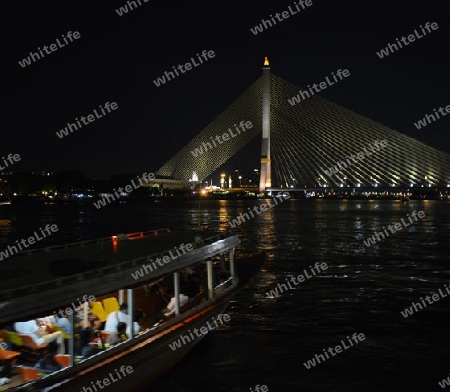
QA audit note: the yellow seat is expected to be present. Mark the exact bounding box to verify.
[52,325,70,339]
[90,302,108,322]
[102,298,120,316]
[4,330,24,347]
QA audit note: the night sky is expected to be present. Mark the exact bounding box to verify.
[4,0,450,180]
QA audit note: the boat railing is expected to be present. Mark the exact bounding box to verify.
[0,230,233,301]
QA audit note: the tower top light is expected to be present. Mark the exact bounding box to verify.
[264,57,269,66]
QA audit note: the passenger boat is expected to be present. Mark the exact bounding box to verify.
[0,229,266,391]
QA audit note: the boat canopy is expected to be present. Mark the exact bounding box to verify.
[0,229,239,327]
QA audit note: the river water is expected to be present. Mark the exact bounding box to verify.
[1,199,449,392]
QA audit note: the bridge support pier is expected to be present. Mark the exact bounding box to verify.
[259,57,271,192]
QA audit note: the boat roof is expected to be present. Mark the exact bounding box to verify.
[0,229,239,327]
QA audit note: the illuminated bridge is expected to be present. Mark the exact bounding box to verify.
[155,59,450,191]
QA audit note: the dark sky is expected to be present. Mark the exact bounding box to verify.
[4,0,450,180]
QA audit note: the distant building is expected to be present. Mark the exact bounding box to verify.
[139,176,187,191]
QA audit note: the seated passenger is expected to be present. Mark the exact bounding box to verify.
[147,284,170,320]
[163,292,189,317]
[73,301,100,356]
[106,322,128,346]
[127,309,144,336]
[152,291,189,324]
[35,343,62,374]
[38,314,71,335]
[104,303,129,333]
[54,315,71,335]
[14,320,65,354]
[74,299,101,330]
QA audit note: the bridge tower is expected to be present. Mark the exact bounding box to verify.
[259,57,271,191]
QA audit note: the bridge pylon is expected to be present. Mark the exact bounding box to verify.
[259,56,271,191]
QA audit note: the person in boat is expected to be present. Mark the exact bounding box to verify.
[146,283,170,323]
[164,292,190,316]
[106,322,128,345]
[71,300,101,356]
[127,309,144,336]
[74,298,102,330]
[104,303,129,333]
[37,314,71,335]
[152,290,190,324]
[14,320,65,354]
[35,343,62,374]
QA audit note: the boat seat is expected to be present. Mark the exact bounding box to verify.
[0,347,22,369]
[17,334,48,352]
[4,331,24,347]
[19,366,41,382]
[51,325,70,340]
[90,302,108,322]
[0,346,21,364]
[102,297,120,316]
[54,354,69,367]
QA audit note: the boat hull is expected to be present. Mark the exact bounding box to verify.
[18,253,266,392]
[35,304,227,392]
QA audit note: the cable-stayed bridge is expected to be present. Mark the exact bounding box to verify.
[156,60,450,192]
